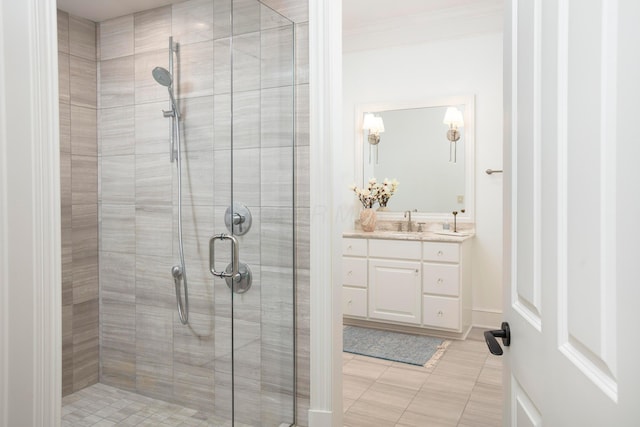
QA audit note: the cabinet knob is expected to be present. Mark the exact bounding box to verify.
[348,299,352,305]
[348,270,353,276]
[437,250,443,256]
[348,245,352,250]
[437,310,444,317]
[415,269,419,274]
[437,278,444,284]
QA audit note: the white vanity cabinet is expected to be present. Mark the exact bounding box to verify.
[342,238,368,317]
[342,234,473,338]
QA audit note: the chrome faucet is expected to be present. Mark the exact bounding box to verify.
[404,210,416,232]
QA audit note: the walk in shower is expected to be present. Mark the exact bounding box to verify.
[58,1,298,425]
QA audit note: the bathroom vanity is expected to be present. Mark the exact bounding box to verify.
[342,231,473,340]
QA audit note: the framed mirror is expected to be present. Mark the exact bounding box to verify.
[355,95,475,221]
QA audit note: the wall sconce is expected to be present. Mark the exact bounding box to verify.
[443,107,464,163]
[363,113,385,163]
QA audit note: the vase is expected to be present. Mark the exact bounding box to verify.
[360,208,377,232]
[377,206,388,212]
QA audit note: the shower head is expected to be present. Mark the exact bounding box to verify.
[152,66,173,87]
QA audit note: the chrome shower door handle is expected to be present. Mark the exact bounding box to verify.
[209,233,239,278]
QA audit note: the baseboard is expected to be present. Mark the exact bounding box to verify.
[472,308,503,328]
[307,409,334,427]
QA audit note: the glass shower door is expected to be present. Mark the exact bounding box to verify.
[210,1,295,425]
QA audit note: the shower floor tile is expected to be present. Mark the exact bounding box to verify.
[61,383,251,426]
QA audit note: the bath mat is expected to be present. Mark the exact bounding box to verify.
[343,325,449,366]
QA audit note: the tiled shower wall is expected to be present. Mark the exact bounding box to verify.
[57,0,309,424]
[95,0,309,425]
[58,11,100,396]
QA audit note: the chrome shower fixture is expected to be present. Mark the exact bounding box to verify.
[152,66,172,87]
[152,36,189,325]
[152,66,180,121]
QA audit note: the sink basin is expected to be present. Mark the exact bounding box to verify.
[433,231,472,237]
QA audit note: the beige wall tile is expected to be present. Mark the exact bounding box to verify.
[71,155,98,204]
[59,101,71,153]
[177,41,214,99]
[232,0,260,36]
[59,52,70,103]
[172,0,214,45]
[135,101,171,155]
[100,155,135,205]
[135,205,173,258]
[99,15,134,61]
[261,85,294,148]
[69,15,96,60]
[70,56,97,108]
[134,50,169,104]
[135,153,173,205]
[71,105,97,156]
[100,56,135,108]
[99,106,135,156]
[261,25,294,89]
[134,6,172,54]
[101,204,135,253]
[58,10,70,54]
[295,22,309,84]
[260,0,308,23]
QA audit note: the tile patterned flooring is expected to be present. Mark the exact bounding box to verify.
[63,329,502,426]
[61,383,241,427]
[342,328,503,427]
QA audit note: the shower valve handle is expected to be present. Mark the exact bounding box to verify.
[209,234,239,279]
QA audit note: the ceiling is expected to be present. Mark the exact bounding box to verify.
[342,0,504,52]
[57,0,504,48]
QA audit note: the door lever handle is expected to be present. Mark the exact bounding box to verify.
[484,322,511,356]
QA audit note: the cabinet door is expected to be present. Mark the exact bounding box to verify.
[342,257,367,288]
[423,263,460,296]
[368,259,421,324]
[422,295,460,330]
[343,287,367,318]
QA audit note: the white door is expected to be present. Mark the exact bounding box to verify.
[503,0,640,425]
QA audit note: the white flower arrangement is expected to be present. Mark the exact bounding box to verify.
[349,177,399,209]
[377,178,399,208]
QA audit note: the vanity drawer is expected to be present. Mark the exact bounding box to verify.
[343,287,367,317]
[423,263,460,296]
[422,242,459,263]
[422,295,460,330]
[343,238,367,257]
[342,257,367,288]
[369,239,421,260]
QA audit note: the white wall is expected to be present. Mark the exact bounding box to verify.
[342,33,504,326]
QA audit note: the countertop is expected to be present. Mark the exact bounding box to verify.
[343,230,475,242]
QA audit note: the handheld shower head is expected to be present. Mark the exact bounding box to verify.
[152,66,173,87]
[152,66,180,119]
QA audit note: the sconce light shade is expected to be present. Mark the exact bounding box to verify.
[362,113,376,130]
[363,113,385,148]
[443,107,463,164]
[371,117,385,133]
[363,113,385,164]
[443,107,464,127]
[363,113,385,133]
